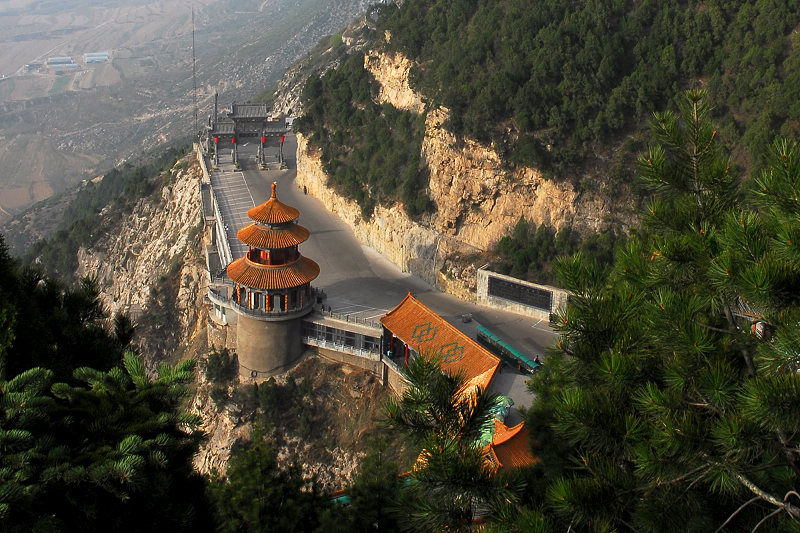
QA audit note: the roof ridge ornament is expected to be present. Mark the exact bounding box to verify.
[271,182,277,198]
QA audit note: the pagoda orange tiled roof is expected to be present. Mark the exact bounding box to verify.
[226,255,319,290]
[490,422,537,470]
[492,419,523,446]
[247,183,299,225]
[237,222,309,249]
[380,293,500,392]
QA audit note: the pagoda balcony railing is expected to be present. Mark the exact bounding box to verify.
[208,286,314,321]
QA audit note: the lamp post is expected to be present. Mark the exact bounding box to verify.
[259,134,266,169]
[232,136,238,166]
[213,136,219,167]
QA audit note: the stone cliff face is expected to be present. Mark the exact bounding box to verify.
[422,108,614,250]
[296,133,453,290]
[363,51,425,114]
[76,155,207,363]
[295,50,628,298]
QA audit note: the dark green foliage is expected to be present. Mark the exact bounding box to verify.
[495,217,624,284]
[23,147,188,279]
[340,438,402,532]
[385,355,523,531]
[203,348,238,407]
[208,427,327,533]
[113,311,136,349]
[527,91,800,530]
[203,348,237,386]
[255,376,318,440]
[376,0,800,175]
[0,233,211,531]
[0,352,211,532]
[316,437,403,533]
[0,245,122,382]
[295,54,430,219]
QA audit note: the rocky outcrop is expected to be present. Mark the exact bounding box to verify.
[76,155,207,362]
[296,133,447,289]
[422,108,614,250]
[191,381,250,477]
[363,51,425,114]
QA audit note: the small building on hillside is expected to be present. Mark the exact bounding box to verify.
[46,56,73,65]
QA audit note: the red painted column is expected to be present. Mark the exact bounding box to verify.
[404,344,409,367]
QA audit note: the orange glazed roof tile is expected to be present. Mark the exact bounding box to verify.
[237,222,310,249]
[226,255,319,290]
[247,183,299,225]
[492,419,524,446]
[491,425,537,470]
[380,293,500,391]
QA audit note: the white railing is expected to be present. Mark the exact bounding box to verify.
[194,142,233,267]
[210,187,232,267]
[317,308,382,330]
[380,353,406,377]
[302,336,381,360]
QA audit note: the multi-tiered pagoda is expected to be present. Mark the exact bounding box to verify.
[225,182,319,379]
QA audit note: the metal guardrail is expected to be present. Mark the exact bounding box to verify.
[380,353,406,377]
[317,308,382,330]
[302,336,381,359]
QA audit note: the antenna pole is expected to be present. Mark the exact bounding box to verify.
[192,5,198,133]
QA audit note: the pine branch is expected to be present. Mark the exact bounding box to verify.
[734,472,800,519]
[751,507,784,532]
[713,496,760,532]
[776,429,800,478]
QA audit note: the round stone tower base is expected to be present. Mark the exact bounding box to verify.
[236,315,303,381]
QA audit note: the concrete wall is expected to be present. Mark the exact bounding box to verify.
[476,267,570,320]
[236,315,303,381]
[306,344,408,396]
[385,361,408,396]
[313,346,383,376]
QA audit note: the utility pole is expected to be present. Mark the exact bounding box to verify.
[192,5,198,134]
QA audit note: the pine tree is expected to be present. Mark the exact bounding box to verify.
[528,90,800,531]
[0,352,210,532]
[207,426,326,533]
[385,355,522,531]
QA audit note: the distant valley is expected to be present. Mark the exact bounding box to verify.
[0,0,374,228]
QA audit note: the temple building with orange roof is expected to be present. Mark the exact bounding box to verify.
[380,293,536,472]
[208,182,319,379]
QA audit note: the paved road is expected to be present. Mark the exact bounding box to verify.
[213,136,558,415]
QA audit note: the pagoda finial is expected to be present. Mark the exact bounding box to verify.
[271,182,277,198]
